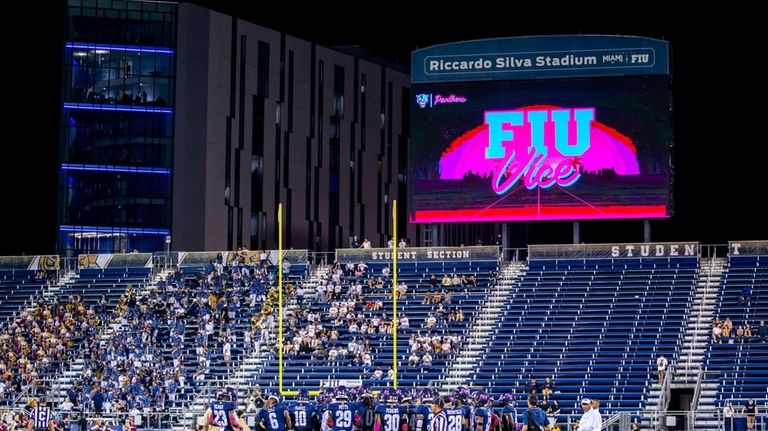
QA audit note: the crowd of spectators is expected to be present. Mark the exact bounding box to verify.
[280,259,475,379]
[62,248,280,418]
[0,293,98,403]
[712,317,768,342]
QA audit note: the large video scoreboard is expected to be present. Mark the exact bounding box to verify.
[409,35,672,223]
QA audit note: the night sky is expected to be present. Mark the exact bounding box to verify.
[2,3,764,255]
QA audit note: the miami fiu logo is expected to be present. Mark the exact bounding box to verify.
[438,105,639,194]
[415,94,431,109]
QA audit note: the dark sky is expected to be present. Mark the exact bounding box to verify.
[2,3,765,255]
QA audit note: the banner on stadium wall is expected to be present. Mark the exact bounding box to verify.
[0,255,58,270]
[336,246,500,262]
[180,250,310,267]
[78,253,152,268]
[28,255,60,270]
[412,35,669,83]
[529,242,699,260]
[729,241,768,256]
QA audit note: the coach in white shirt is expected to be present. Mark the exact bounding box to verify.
[577,398,601,431]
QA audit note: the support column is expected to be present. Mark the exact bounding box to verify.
[573,221,580,244]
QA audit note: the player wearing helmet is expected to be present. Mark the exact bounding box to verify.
[375,391,407,431]
[471,392,491,431]
[258,392,292,431]
[325,387,355,431]
[290,390,317,431]
[203,389,240,431]
[354,390,376,431]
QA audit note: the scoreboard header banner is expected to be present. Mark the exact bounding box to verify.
[529,242,699,260]
[412,35,669,83]
[729,241,768,257]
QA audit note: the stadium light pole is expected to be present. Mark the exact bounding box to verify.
[392,199,398,389]
[278,203,284,395]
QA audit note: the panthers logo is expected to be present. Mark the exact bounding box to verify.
[39,255,60,270]
[78,254,100,269]
[415,93,431,109]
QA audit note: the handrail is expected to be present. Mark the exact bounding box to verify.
[655,364,675,427]
[601,412,622,428]
[687,368,705,430]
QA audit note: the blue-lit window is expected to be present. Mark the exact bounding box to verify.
[60,169,171,228]
[64,43,174,107]
[63,108,172,167]
[59,225,169,255]
[67,1,176,47]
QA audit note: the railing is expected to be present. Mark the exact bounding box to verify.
[717,410,767,431]
[700,243,730,259]
[501,247,527,262]
[684,257,719,378]
[309,251,335,267]
[687,368,705,430]
[655,365,675,427]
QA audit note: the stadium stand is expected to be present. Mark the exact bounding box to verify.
[702,254,768,430]
[250,254,500,393]
[468,257,699,420]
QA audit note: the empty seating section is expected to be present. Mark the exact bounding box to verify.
[469,257,698,416]
[706,255,768,406]
[254,259,498,391]
[0,269,50,323]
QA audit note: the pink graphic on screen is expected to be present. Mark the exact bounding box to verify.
[438,105,639,185]
[411,104,667,222]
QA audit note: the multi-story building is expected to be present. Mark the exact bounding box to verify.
[58,1,412,255]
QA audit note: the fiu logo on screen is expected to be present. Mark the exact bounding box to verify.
[438,105,639,194]
[416,93,467,109]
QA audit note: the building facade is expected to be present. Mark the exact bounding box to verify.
[59,0,177,255]
[58,1,413,255]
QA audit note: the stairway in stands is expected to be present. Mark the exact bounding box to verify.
[440,261,525,390]
[174,263,328,430]
[642,257,724,428]
[677,258,725,382]
[43,269,172,409]
[694,253,768,431]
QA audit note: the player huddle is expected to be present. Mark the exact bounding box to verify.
[201,386,521,431]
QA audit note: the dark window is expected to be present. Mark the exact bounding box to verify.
[257,41,270,97]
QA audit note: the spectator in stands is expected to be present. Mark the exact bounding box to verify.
[428,275,438,290]
[528,378,539,394]
[712,323,723,343]
[742,398,757,431]
[387,237,394,248]
[542,377,555,395]
[399,238,407,248]
[744,324,753,337]
[722,317,733,337]
[591,399,603,431]
[656,355,668,384]
[736,325,745,337]
[630,421,640,431]
[576,398,599,431]
[98,294,108,316]
[757,320,767,341]
[521,395,549,431]
[723,402,735,431]
[739,286,753,305]
[351,236,361,248]
[422,351,433,366]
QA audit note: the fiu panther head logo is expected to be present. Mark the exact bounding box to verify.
[415,94,430,109]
